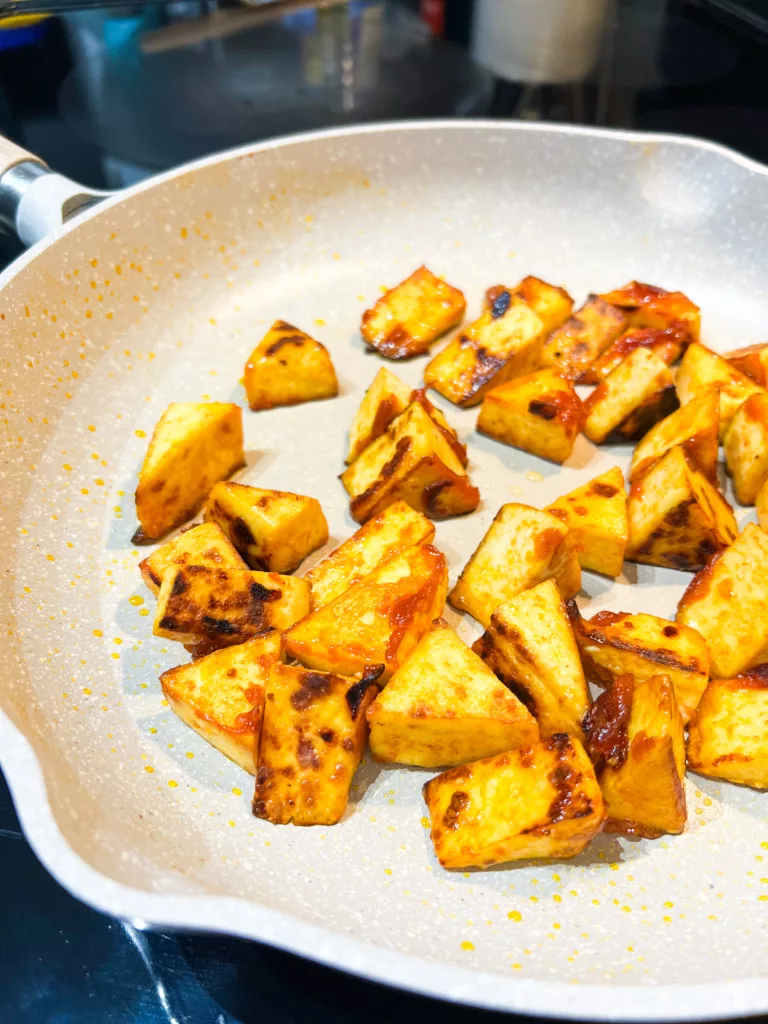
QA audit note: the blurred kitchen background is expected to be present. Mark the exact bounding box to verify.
[2,1,768,1019]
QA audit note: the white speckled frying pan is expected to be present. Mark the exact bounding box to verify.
[1,121,768,1020]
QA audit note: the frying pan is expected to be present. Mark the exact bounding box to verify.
[1,121,768,1020]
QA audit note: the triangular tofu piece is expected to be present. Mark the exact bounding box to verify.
[473,579,589,739]
[367,619,538,768]
[304,500,435,611]
[448,503,581,627]
[626,446,737,571]
[723,393,768,505]
[546,467,627,577]
[630,392,719,483]
[726,342,768,387]
[340,396,478,523]
[346,367,412,464]
[584,673,686,838]
[134,402,244,542]
[583,348,674,444]
[139,521,246,595]
[205,482,328,574]
[160,630,281,773]
[244,320,338,411]
[283,542,447,682]
[477,368,584,464]
[360,265,466,360]
[676,343,766,440]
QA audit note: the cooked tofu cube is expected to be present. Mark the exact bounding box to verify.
[626,446,737,571]
[758,478,768,533]
[160,630,282,773]
[449,503,581,627]
[139,522,246,595]
[367,619,538,768]
[687,669,768,789]
[154,565,310,648]
[360,265,466,359]
[539,294,627,379]
[583,348,674,445]
[243,320,338,411]
[204,482,328,574]
[283,542,447,683]
[724,393,768,505]
[423,301,546,408]
[568,603,709,724]
[346,367,412,465]
[133,402,244,542]
[422,734,605,869]
[629,392,719,484]
[545,466,627,577]
[676,343,766,440]
[304,500,435,611]
[340,395,479,523]
[725,343,768,387]
[677,523,768,679]
[252,663,377,825]
[598,281,700,344]
[485,276,574,334]
[584,673,686,838]
[577,326,685,385]
[472,579,590,739]
[476,368,584,464]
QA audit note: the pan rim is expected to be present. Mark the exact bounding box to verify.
[2,118,768,1020]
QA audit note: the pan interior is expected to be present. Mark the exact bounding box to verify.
[2,124,768,992]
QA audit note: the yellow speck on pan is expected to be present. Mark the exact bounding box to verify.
[553,894,562,903]
[228,820,235,827]
[525,470,543,483]
[134,429,146,438]
[46,554,55,562]
[663,901,674,908]
[512,963,522,970]
[315,318,325,327]
[420,817,430,829]
[129,596,144,607]
[384,868,392,876]
[144,765,154,773]
[186,752,194,759]
[232,787,242,796]
[82,688,91,695]
[168,780,178,788]
[663,915,672,923]
[507,910,522,922]
[461,941,474,951]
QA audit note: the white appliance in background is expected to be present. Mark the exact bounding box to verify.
[471,0,610,83]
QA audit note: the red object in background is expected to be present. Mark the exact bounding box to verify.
[420,0,445,36]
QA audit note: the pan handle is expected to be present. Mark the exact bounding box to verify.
[0,135,110,249]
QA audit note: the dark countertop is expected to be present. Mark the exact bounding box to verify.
[2,0,768,1019]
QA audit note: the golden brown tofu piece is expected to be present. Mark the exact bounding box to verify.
[476,369,584,464]
[598,281,700,344]
[676,343,766,440]
[485,276,574,335]
[423,303,545,408]
[677,523,768,679]
[422,734,605,869]
[577,327,685,386]
[153,565,310,648]
[629,392,719,484]
[133,402,244,543]
[253,663,377,825]
[725,343,768,387]
[204,482,328,574]
[568,603,709,725]
[724,393,768,505]
[545,467,627,577]
[449,503,581,627]
[139,522,246,595]
[472,579,589,740]
[758,478,768,533]
[340,395,479,524]
[626,446,737,571]
[584,673,686,838]
[360,266,466,360]
[243,320,338,411]
[583,348,675,445]
[539,294,627,379]
[687,668,768,789]
[346,367,412,465]
[283,542,447,683]
[160,630,282,773]
[367,619,538,768]
[303,500,434,611]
